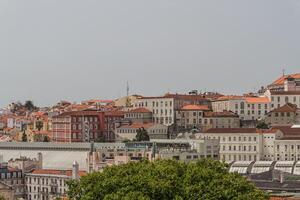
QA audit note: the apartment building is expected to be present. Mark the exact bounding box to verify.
[202,111,240,131]
[267,73,300,92]
[132,97,174,126]
[124,108,153,123]
[199,128,285,162]
[265,103,300,126]
[25,162,86,200]
[176,104,210,131]
[212,96,271,121]
[115,123,168,141]
[52,110,105,142]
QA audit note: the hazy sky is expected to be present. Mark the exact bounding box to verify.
[1,0,300,107]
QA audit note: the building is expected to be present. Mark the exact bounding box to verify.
[268,73,300,92]
[199,128,285,162]
[8,154,42,173]
[265,103,300,126]
[266,91,300,110]
[0,163,24,199]
[124,108,153,124]
[0,181,15,200]
[115,123,168,141]
[132,96,174,126]
[212,96,271,121]
[202,111,240,131]
[25,162,87,200]
[104,110,125,142]
[52,110,105,142]
[176,104,211,131]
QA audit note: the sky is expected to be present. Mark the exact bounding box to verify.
[0,0,300,107]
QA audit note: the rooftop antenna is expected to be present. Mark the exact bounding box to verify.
[126,81,129,96]
[282,68,286,77]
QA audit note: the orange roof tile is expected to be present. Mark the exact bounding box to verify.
[181,104,210,111]
[244,97,270,103]
[31,169,87,177]
[272,73,300,85]
[269,103,298,113]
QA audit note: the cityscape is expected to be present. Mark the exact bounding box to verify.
[2,1,300,200]
[0,72,300,200]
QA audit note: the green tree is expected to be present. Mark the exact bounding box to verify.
[67,159,268,200]
[36,120,44,131]
[256,121,269,129]
[24,100,35,111]
[21,131,27,142]
[135,128,150,142]
[43,136,50,142]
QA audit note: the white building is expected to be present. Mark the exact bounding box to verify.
[199,128,283,162]
[212,96,271,121]
[25,162,86,200]
[132,97,174,126]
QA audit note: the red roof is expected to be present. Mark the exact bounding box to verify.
[181,105,210,111]
[272,73,300,85]
[244,97,270,103]
[270,91,300,95]
[31,169,87,177]
[127,108,152,113]
[269,103,298,113]
[204,128,278,134]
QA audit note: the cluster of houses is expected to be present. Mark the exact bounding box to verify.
[1,72,300,199]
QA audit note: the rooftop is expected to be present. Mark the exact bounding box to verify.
[30,169,87,177]
[181,104,210,111]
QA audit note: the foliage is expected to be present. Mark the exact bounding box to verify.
[67,159,268,200]
[36,120,44,131]
[256,121,269,129]
[135,128,150,142]
[21,131,27,142]
[24,100,36,111]
[43,135,50,142]
[0,195,5,200]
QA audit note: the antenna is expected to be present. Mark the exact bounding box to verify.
[126,81,129,96]
[282,68,285,77]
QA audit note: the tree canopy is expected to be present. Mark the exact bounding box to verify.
[256,121,269,129]
[135,128,150,142]
[67,159,268,200]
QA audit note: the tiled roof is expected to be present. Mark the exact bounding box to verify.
[271,73,300,85]
[269,103,298,113]
[181,104,210,111]
[203,111,239,118]
[271,126,300,137]
[104,110,125,117]
[55,110,104,117]
[127,108,152,113]
[217,95,243,101]
[244,97,270,103]
[31,169,87,177]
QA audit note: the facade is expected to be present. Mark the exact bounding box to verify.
[115,123,168,141]
[202,111,240,131]
[25,162,86,200]
[0,181,15,200]
[266,90,300,110]
[132,97,174,126]
[52,110,105,142]
[265,103,300,126]
[0,163,24,199]
[104,110,125,142]
[176,104,210,131]
[124,108,153,124]
[199,128,284,162]
[212,96,271,121]
[267,73,300,92]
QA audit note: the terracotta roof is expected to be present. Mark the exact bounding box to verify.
[31,169,87,177]
[271,73,300,85]
[55,110,104,117]
[137,96,172,100]
[271,126,300,137]
[127,108,152,113]
[203,111,239,118]
[104,110,125,117]
[244,97,270,103]
[217,95,244,101]
[181,105,210,111]
[269,103,298,113]
[118,123,157,129]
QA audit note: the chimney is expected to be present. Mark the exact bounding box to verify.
[37,153,43,169]
[72,161,79,180]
